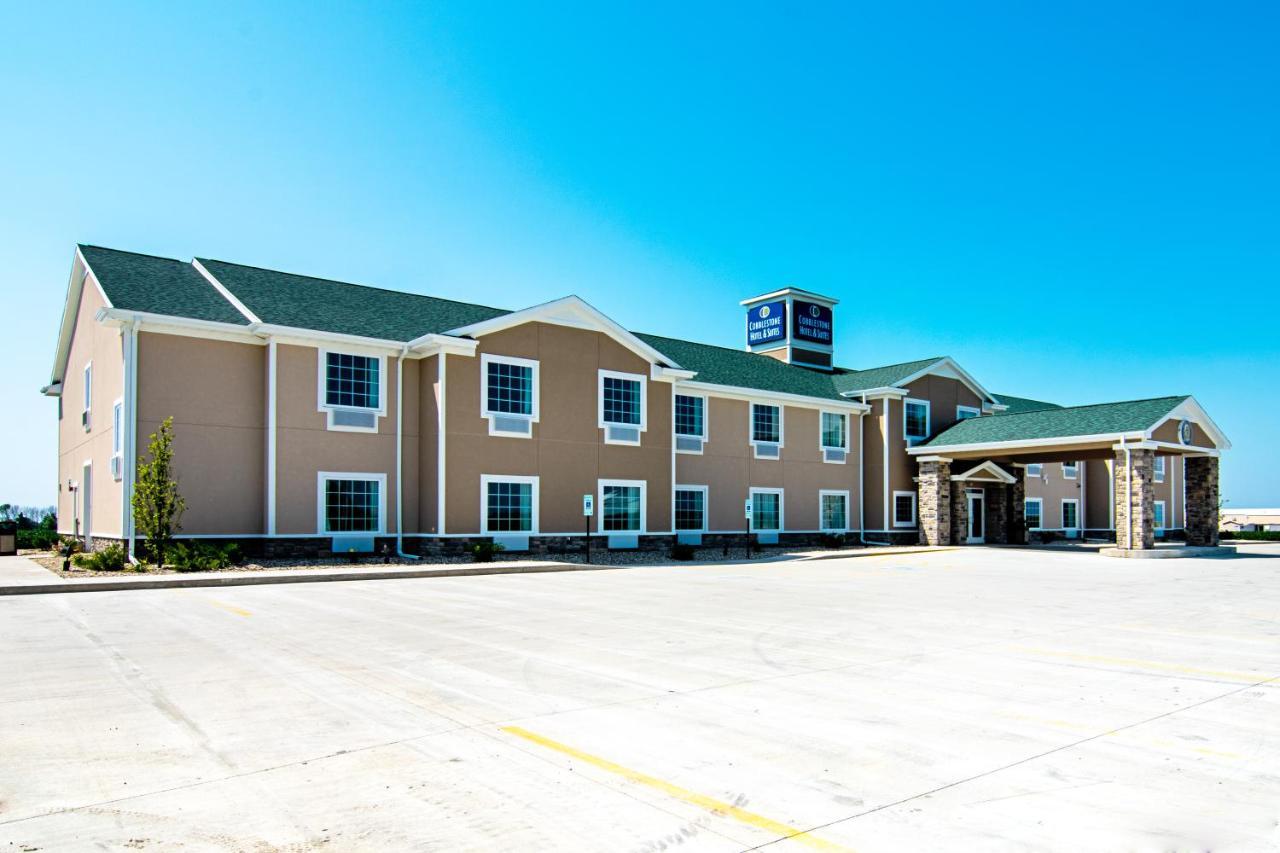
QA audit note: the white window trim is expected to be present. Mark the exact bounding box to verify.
[480,474,540,535]
[82,361,93,431]
[903,398,930,446]
[1061,461,1079,479]
[598,478,646,533]
[111,398,124,481]
[1024,497,1043,529]
[749,402,784,458]
[481,353,540,438]
[892,490,917,528]
[598,369,648,444]
[749,487,784,531]
[819,489,850,532]
[1154,455,1166,483]
[317,349,388,433]
[1154,500,1167,531]
[956,405,981,421]
[1061,498,1080,530]
[819,410,849,460]
[673,392,708,454]
[1027,463,1043,477]
[672,484,709,532]
[316,471,387,536]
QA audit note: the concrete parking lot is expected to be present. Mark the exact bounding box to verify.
[2,546,1278,851]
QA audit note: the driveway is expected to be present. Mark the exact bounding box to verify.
[1,546,1277,850]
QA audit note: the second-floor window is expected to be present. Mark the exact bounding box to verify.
[1027,463,1043,477]
[1154,455,1166,483]
[904,399,930,445]
[599,371,646,444]
[956,406,981,420]
[482,355,539,437]
[674,394,705,453]
[1062,461,1079,479]
[750,403,783,461]
[326,352,379,409]
[821,412,846,449]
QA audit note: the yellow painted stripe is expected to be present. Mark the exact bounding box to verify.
[501,725,851,852]
[1012,647,1264,683]
[207,599,252,618]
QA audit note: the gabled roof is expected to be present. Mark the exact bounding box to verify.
[830,357,944,394]
[80,246,248,325]
[195,258,509,341]
[633,334,853,401]
[925,396,1191,447]
[994,393,1062,414]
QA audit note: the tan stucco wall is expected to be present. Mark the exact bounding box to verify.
[443,323,672,534]
[1022,461,1088,529]
[1151,419,1216,449]
[862,398,887,530]
[1027,455,1183,531]
[57,278,124,537]
[137,333,266,536]
[275,344,415,536]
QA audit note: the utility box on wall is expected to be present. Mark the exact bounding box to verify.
[0,521,17,556]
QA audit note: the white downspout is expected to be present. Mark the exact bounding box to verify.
[436,352,448,537]
[395,346,419,560]
[266,339,277,536]
[124,318,140,563]
[858,403,866,545]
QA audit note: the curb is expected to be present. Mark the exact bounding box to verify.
[1099,545,1238,559]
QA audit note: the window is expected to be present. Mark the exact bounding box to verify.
[482,355,539,436]
[1024,498,1043,529]
[598,371,646,444]
[82,362,92,430]
[820,491,849,531]
[904,399,930,444]
[1154,455,1166,483]
[820,412,847,450]
[751,403,783,458]
[111,400,123,481]
[1027,463,1043,477]
[1062,461,1079,479]
[1061,499,1079,530]
[893,491,917,527]
[1154,500,1166,531]
[601,481,644,531]
[674,394,706,453]
[319,474,385,534]
[674,487,707,531]
[956,405,981,421]
[750,489,782,531]
[325,352,380,409]
[482,476,537,533]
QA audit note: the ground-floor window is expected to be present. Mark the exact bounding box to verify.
[1061,499,1079,530]
[1154,500,1166,531]
[601,480,645,531]
[673,486,706,531]
[820,491,848,531]
[750,489,782,531]
[319,473,385,533]
[482,475,537,533]
[892,490,917,527]
[1024,498,1043,529]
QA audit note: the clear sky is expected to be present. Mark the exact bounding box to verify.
[1,1,1276,508]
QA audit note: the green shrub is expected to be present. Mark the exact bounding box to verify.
[59,536,84,557]
[17,528,60,550]
[819,532,849,549]
[168,541,242,572]
[1221,530,1280,541]
[670,542,696,561]
[72,543,127,572]
[471,541,505,563]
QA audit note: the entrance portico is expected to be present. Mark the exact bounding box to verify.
[909,396,1229,552]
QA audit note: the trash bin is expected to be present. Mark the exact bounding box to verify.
[0,521,16,556]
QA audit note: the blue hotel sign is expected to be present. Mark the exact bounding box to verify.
[746,300,787,346]
[793,300,833,345]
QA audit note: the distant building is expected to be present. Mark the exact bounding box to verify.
[1221,509,1280,533]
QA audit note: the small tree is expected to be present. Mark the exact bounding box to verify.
[132,417,186,565]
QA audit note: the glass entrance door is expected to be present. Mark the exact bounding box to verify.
[967,490,984,544]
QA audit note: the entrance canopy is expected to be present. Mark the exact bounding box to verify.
[908,395,1229,464]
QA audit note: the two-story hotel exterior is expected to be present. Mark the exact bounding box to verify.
[44,245,1229,557]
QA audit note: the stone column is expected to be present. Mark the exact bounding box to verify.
[984,485,1009,544]
[917,458,952,545]
[1184,456,1220,546]
[1114,447,1155,549]
[1009,471,1026,545]
[951,482,969,544]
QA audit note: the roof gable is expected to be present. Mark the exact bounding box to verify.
[830,357,943,394]
[925,396,1190,447]
[994,393,1062,414]
[633,333,851,402]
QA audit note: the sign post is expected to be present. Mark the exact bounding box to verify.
[582,494,594,564]
[744,499,753,560]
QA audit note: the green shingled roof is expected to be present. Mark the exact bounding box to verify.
[633,333,854,401]
[80,245,249,325]
[925,395,1189,447]
[994,393,1062,414]
[831,357,945,394]
[195,259,510,341]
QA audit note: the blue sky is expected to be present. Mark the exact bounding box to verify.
[1,1,1276,507]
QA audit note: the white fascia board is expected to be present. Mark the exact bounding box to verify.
[651,364,697,383]
[895,357,998,405]
[191,259,262,324]
[842,386,908,399]
[40,381,63,397]
[445,295,681,369]
[678,380,870,413]
[914,455,952,463]
[98,308,263,344]
[405,332,479,357]
[49,247,95,387]
[1145,396,1232,450]
[908,430,1148,455]
[1116,440,1220,457]
[952,460,1017,484]
[248,323,409,353]
[739,287,838,307]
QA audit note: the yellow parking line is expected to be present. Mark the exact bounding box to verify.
[1012,647,1263,683]
[207,599,252,618]
[501,725,851,851]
